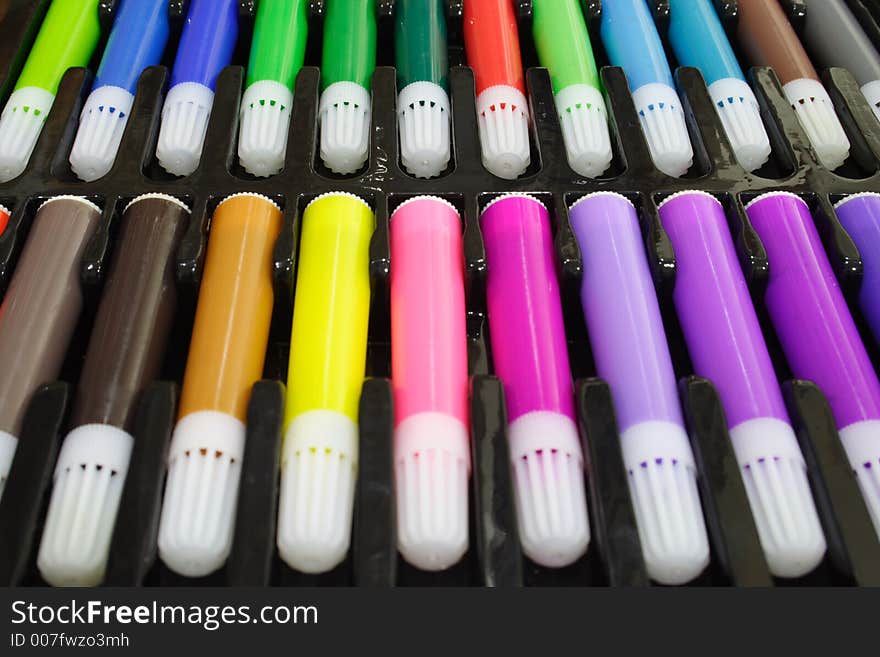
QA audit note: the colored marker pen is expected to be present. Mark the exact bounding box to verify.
[158,193,282,577]
[667,0,771,172]
[745,192,880,536]
[800,0,880,124]
[395,0,451,178]
[38,194,190,587]
[69,0,171,182]
[277,192,373,574]
[464,0,531,179]
[833,193,880,348]
[0,0,102,182]
[238,0,309,177]
[0,204,9,236]
[156,0,238,176]
[0,197,102,498]
[532,0,612,178]
[569,192,708,584]
[391,196,469,571]
[736,0,850,170]
[599,0,693,177]
[481,194,589,568]
[319,0,376,174]
[658,190,825,577]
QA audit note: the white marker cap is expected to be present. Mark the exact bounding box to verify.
[475,84,531,180]
[37,424,134,587]
[238,79,294,177]
[395,412,469,571]
[277,410,358,574]
[0,430,18,500]
[156,81,215,177]
[620,421,709,585]
[509,411,590,568]
[319,80,371,174]
[631,82,694,178]
[729,418,826,578]
[783,78,851,170]
[397,80,451,179]
[554,83,613,178]
[0,86,55,182]
[838,419,880,538]
[158,410,245,578]
[69,85,135,182]
[860,79,880,126]
[708,77,772,172]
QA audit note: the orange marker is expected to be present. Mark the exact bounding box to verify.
[0,204,9,235]
[157,192,282,578]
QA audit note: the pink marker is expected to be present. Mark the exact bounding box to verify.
[391,196,470,571]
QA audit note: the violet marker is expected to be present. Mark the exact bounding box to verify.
[745,191,880,536]
[569,192,709,585]
[481,193,589,568]
[658,190,826,577]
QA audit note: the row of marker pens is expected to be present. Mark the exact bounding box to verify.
[1,185,880,586]
[2,0,880,185]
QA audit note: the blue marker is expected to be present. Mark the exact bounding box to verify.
[667,0,770,171]
[599,0,693,177]
[156,0,238,176]
[69,0,171,182]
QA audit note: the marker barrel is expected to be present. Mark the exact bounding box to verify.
[278,192,374,575]
[391,196,469,571]
[94,0,169,93]
[158,193,282,578]
[321,0,377,91]
[0,205,9,235]
[463,0,525,95]
[395,0,448,91]
[667,0,744,85]
[532,0,601,93]
[170,0,238,90]
[834,193,880,347]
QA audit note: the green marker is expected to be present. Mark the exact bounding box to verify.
[0,0,102,182]
[319,0,377,174]
[238,0,309,177]
[395,0,450,178]
[532,0,612,177]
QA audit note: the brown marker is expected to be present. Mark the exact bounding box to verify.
[0,196,101,497]
[37,193,191,587]
[736,0,850,170]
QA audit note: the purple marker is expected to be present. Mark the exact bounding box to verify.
[156,0,239,176]
[658,190,825,577]
[569,191,708,585]
[481,193,589,568]
[745,191,880,537]
[833,193,880,348]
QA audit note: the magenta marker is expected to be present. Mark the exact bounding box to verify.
[391,196,470,571]
[569,192,708,585]
[745,192,880,537]
[658,191,826,577]
[481,193,589,568]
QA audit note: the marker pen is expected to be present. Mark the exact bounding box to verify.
[38,194,190,587]
[481,194,589,568]
[319,0,376,174]
[391,196,469,571]
[658,190,825,577]
[0,197,102,498]
[833,192,880,348]
[69,0,171,182]
[532,0,612,178]
[156,0,238,176]
[277,193,373,574]
[745,192,880,536]
[599,0,693,177]
[0,204,9,235]
[736,0,850,170]
[395,0,451,178]
[238,0,309,177]
[666,0,771,172]
[800,0,880,124]
[0,0,102,182]
[158,193,282,577]
[569,192,708,584]
[464,0,531,179]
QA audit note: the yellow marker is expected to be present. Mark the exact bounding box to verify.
[158,192,282,578]
[277,191,374,574]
